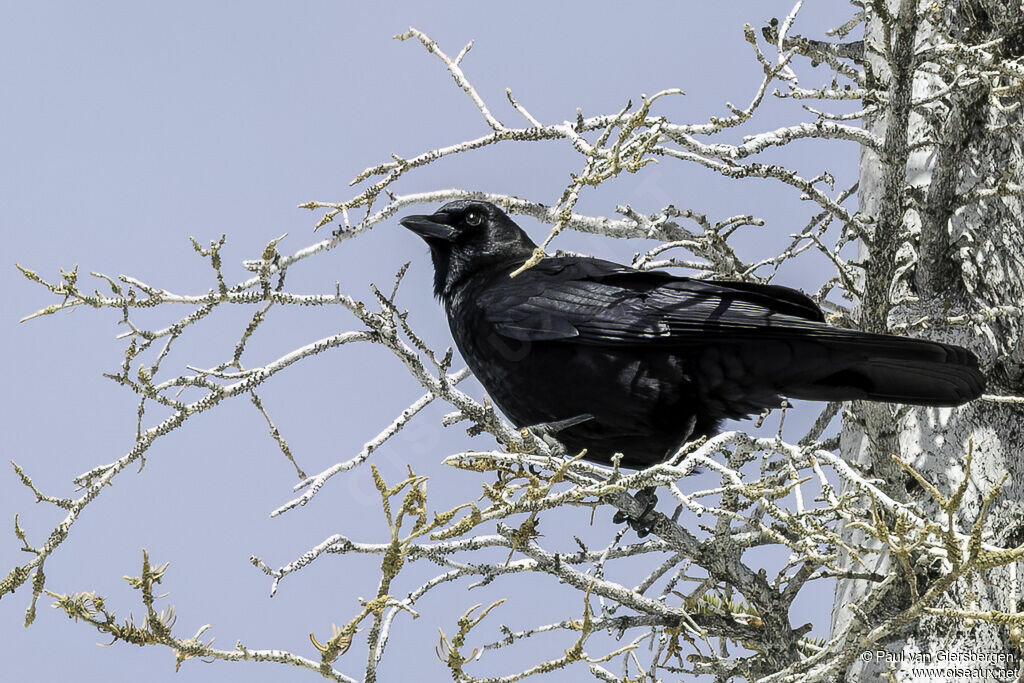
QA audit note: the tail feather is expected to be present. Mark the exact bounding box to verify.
[782,332,985,406]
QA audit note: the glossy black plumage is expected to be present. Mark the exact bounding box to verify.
[402,200,986,468]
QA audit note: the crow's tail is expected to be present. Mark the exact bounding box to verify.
[782,332,985,406]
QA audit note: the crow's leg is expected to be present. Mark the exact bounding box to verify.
[612,486,659,537]
[520,414,595,474]
[522,413,595,439]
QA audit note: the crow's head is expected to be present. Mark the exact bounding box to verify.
[401,200,537,299]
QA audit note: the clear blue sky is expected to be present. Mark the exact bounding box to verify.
[2,3,857,681]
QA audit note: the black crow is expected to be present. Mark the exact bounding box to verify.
[401,200,986,469]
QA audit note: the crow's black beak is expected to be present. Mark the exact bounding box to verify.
[400,213,457,242]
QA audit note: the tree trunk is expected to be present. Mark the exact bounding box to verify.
[833,1,1024,679]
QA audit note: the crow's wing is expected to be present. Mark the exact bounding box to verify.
[478,257,984,406]
[479,256,831,346]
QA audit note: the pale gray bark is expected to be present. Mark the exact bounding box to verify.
[834,1,1024,680]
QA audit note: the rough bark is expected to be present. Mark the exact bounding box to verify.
[834,1,1024,680]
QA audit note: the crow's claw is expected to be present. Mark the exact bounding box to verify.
[553,413,595,432]
[524,413,595,437]
[520,414,595,456]
[612,486,659,537]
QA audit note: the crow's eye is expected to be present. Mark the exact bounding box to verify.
[464,211,483,227]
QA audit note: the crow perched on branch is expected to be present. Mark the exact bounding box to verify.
[402,200,985,469]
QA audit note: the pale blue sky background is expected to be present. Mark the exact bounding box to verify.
[2,3,858,681]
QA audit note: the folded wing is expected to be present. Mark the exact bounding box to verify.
[481,257,985,406]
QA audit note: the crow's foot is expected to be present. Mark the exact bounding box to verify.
[520,414,595,464]
[522,413,595,437]
[613,486,659,537]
